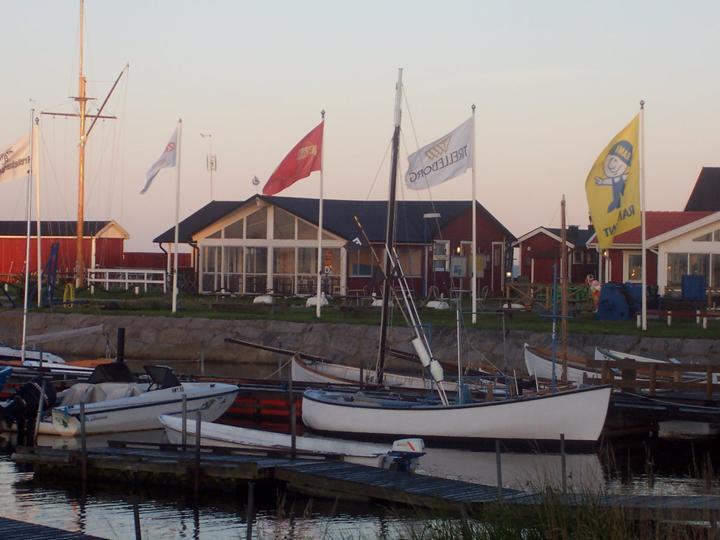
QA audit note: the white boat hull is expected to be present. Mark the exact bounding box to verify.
[523,344,594,385]
[159,414,405,468]
[49,383,238,436]
[302,385,611,443]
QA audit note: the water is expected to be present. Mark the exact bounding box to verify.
[1,430,719,539]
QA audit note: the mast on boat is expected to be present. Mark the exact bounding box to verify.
[560,194,568,384]
[375,68,404,385]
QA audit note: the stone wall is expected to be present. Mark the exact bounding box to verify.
[0,311,718,373]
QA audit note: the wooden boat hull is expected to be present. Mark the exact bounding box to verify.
[523,344,595,385]
[302,385,611,444]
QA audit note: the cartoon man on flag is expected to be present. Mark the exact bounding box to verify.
[594,140,634,212]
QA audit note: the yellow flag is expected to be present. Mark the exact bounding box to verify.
[585,115,640,249]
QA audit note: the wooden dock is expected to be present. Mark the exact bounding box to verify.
[12,442,720,522]
[0,516,104,539]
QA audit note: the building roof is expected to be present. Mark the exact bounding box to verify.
[685,167,720,211]
[586,211,714,247]
[154,195,516,244]
[0,220,118,237]
[514,225,594,248]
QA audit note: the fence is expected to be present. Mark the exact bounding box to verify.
[87,268,167,293]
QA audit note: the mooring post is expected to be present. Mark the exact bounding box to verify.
[38,346,44,369]
[33,379,46,447]
[194,411,201,500]
[495,440,502,500]
[132,496,142,540]
[667,310,672,327]
[289,360,296,459]
[117,327,126,363]
[181,393,187,450]
[560,433,567,494]
[246,481,256,540]
[80,402,87,485]
[359,361,364,390]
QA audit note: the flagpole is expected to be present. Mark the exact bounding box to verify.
[315,110,325,318]
[172,118,183,314]
[639,101,647,331]
[34,115,42,307]
[471,105,477,324]
[21,108,36,363]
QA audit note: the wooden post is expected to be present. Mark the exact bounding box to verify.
[33,379,46,447]
[649,364,657,397]
[246,481,256,540]
[560,433,567,494]
[495,440,502,500]
[289,357,297,458]
[80,402,87,485]
[707,366,713,400]
[194,411,201,500]
[667,310,672,326]
[132,496,142,540]
[116,327,125,363]
[181,393,187,450]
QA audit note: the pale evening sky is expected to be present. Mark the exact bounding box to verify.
[1,1,719,250]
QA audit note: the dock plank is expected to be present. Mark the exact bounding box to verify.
[0,516,104,539]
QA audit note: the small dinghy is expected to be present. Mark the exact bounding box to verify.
[159,414,425,470]
[44,364,238,436]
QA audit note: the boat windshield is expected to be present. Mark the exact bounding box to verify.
[88,363,138,384]
[144,365,181,389]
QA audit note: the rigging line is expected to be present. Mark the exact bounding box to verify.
[401,86,421,151]
[40,119,71,221]
[364,138,392,201]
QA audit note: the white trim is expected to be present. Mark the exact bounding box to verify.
[622,250,642,283]
[513,227,576,249]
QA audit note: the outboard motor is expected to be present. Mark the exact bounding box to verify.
[381,438,426,472]
[0,377,57,446]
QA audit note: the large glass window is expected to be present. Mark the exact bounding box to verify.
[433,240,449,272]
[350,247,373,277]
[297,220,317,240]
[689,253,710,280]
[225,219,244,239]
[667,253,687,286]
[202,246,222,292]
[321,248,341,275]
[245,247,267,293]
[224,247,243,293]
[273,208,295,239]
[627,253,642,282]
[298,247,317,274]
[246,208,267,239]
[273,247,295,274]
[693,232,713,242]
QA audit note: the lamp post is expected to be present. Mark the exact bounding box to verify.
[200,133,216,200]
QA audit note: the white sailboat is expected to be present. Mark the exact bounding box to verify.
[301,70,612,446]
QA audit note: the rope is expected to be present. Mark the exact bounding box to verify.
[263,356,293,380]
[364,138,392,200]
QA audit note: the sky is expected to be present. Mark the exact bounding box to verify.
[2,0,720,251]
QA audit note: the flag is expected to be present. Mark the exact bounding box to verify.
[0,135,31,183]
[405,117,473,190]
[263,122,323,195]
[585,115,640,249]
[343,234,369,252]
[140,128,178,194]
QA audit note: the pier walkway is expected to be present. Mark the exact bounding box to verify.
[13,443,720,522]
[0,515,104,539]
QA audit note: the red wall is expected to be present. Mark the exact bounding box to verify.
[122,252,191,269]
[607,250,657,285]
[518,234,597,284]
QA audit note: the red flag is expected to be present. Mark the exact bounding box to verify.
[263,122,324,195]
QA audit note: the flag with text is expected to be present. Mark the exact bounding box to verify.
[141,128,178,194]
[263,122,323,196]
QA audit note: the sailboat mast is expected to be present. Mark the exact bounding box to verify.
[75,0,88,288]
[375,68,403,384]
[560,194,568,384]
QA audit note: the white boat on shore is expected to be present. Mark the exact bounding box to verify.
[32,364,237,436]
[159,414,425,470]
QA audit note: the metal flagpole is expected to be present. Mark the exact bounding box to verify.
[34,115,42,307]
[315,110,326,318]
[640,101,647,331]
[172,118,183,314]
[21,108,36,363]
[471,105,477,324]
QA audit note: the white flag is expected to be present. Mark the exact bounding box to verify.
[0,135,31,183]
[405,118,473,190]
[140,128,178,194]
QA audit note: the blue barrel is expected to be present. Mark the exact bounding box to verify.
[681,275,706,301]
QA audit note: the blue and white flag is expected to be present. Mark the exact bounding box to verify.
[405,118,473,190]
[140,128,178,194]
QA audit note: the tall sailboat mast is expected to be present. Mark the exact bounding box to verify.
[375,68,403,384]
[75,0,88,287]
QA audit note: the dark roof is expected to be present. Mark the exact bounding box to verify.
[685,167,720,211]
[154,195,515,244]
[0,221,112,237]
[544,226,595,247]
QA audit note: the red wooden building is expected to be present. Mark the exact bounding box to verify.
[513,225,597,284]
[0,221,128,281]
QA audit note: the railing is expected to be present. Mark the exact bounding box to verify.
[87,268,167,293]
[585,358,720,399]
[504,282,592,310]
